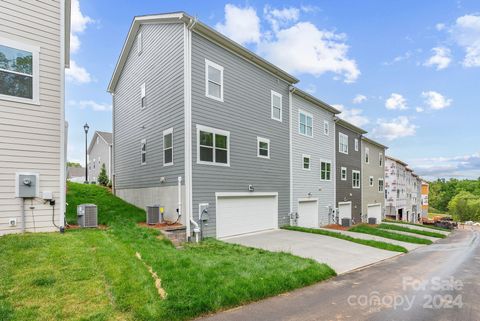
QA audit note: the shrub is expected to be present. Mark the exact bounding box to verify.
[98,163,109,186]
[448,191,480,222]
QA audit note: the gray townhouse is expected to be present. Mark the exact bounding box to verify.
[361,137,387,224]
[108,12,298,239]
[335,119,366,224]
[87,131,112,183]
[291,89,340,228]
[0,0,70,235]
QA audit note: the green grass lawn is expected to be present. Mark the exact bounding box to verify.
[378,223,446,238]
[349,225,433,245]
[0,183,335,321]
[284,226,408,253]
[382,219,450,232]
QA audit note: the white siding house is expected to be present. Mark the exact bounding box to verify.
[291,88,339,227]
[0,0,70,235]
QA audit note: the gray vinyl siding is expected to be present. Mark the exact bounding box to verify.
[88,137,111,182]
[335,124,362,222]
[0,0,64,235]
[361,140,385,216]
[190,32,291,237]
[113,23,185,189]
[292,94,336,226]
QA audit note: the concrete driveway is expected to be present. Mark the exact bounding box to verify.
[222,229,401,274]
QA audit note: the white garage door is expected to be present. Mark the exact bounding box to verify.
[367,203,382,224]
[216,192,278,238]
[297,199,318,228]
[338,201,352,222]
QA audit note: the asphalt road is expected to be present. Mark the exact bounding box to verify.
[198,227,480,321]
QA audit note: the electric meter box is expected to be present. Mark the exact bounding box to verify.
[16,173,39,198]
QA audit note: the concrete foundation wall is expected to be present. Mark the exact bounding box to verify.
[116,185,186,225]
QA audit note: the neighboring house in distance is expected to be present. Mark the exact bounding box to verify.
[67,166,85,182]
[361,137,387,224]
[384,156,408,221]
[335,118,366,224]
[411,173,421,223]
[88,131,112,182]
[0,0,70,235]
[108,12,298,239]
[291,88,340,228]
[421,181,429,218]
[405,168,415,222]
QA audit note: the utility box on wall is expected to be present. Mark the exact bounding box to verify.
[16,173,39,198]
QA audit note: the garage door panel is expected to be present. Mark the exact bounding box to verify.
[217,194,278,238]
[297,200,318,228]
[367,203,382,223]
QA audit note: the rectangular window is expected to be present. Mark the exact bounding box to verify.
[320,160,332,181]
[339,133,348,154]
[299,110,313,137]
[0,38,39,104]
[352,170,360,188]
[323,120,329,136]
[302,154,311,170]
[355,138,359,151]
[257,137,270,159]
[141,83,146,108]
[137,32,142,55]
[205,59,223,101]
[271,91,282,121]
[365,147,370,164]
[141,139,147,165]
[379,153,384,167]
[163,128,173,166]
[341,167,347,180]
[197,125,229,166]
[369,176,374,186]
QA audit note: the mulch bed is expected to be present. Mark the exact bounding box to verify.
[138,222,184,230]
[323,224,349,231]
[66,224,108,230]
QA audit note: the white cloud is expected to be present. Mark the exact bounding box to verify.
[264,6,300,32]
[372,116,416,141]
[416,107,424,113]
[70,0,93,54]
[215,4,261,45]
[333,104,369,127]
[304,84,316,94]
[352,94,367,104]
[65,60,92,83]
[421,91,452,110]
[385,93,408,110]
[383,51,413,65]
[424,47,452,70]
[436,23,446,31]
[450,14,480,67]
[410,152,480,179]
[258,22,360,83]
[69,99,112,112]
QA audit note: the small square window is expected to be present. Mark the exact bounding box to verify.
[257,137,270,159]
[303,155,310,170]
[197,125,229,166]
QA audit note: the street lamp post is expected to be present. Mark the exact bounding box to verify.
[84,123,89,183]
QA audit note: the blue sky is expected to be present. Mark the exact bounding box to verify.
[66,0,480,180]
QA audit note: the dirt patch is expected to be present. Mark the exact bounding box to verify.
[66,224,108,230]
[135,252,167,299]
[138,222,184,230]
[323,224,350,231]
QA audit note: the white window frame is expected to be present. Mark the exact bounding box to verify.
[323,120,329,136]
[140,83,146,109]
[339,133,348,154]
[379,153,384,167]
[0,37,40,105]
[355,138,359,151]
[137,32,142,55]
[298,109,313,137]
[205,59,224,102]
[352,170,360,189]
[320,159,332,181]
[196,125,230,167]
[271,90,283,122]
[163,128,174,167]
[140,139,147,165]
[302,154,311,171]
[341,167,347,181]
[369,176,374,187]
[257,137,270,159]
[365,147,370,164]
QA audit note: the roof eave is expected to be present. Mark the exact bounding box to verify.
[362,136,389,150]
[334,117,368,134]
[292,87,342,115]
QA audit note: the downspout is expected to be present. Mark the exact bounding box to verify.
[288,86,295,224]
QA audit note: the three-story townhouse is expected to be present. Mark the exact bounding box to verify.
[385,156,408,221]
